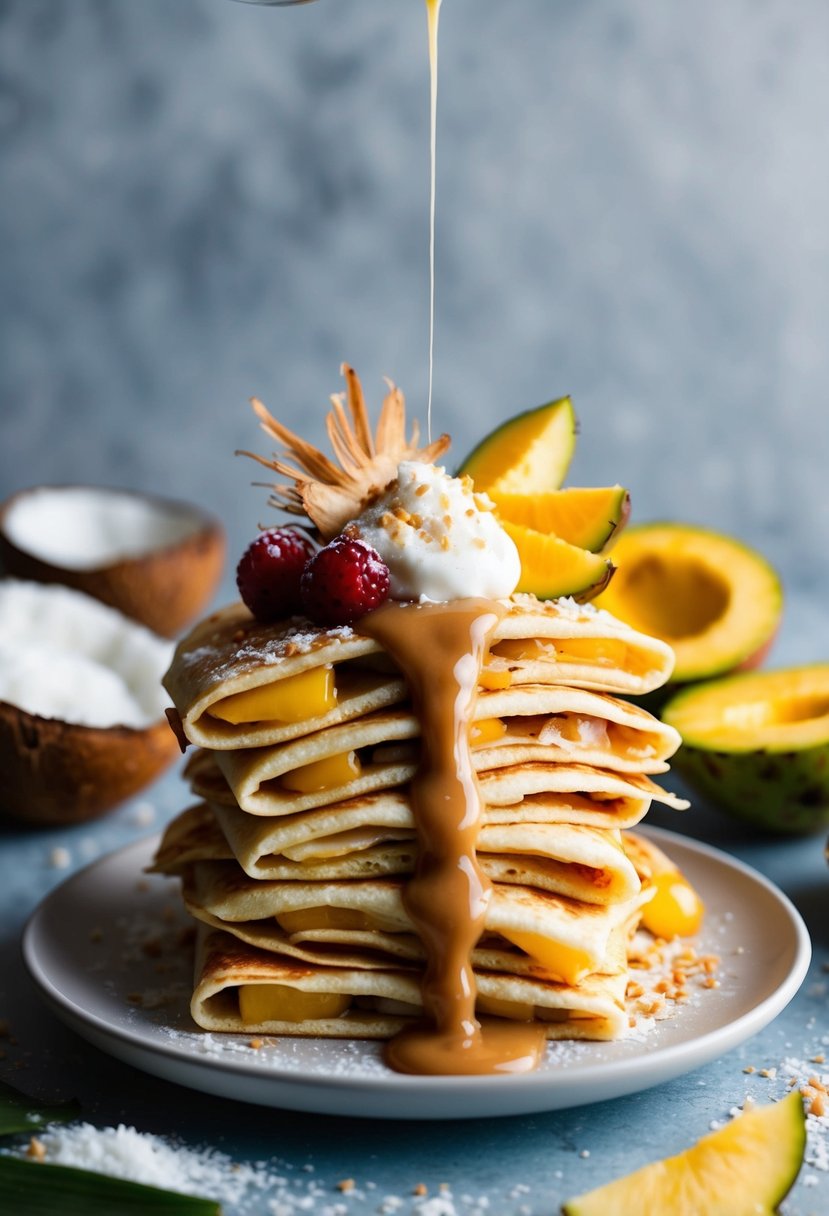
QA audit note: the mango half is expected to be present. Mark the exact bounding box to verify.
[594,523,782,687]
[662,665,829,833]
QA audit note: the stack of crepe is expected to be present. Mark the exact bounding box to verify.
[153,593,688,1044]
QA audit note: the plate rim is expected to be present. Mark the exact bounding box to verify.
[21,825,813,1114]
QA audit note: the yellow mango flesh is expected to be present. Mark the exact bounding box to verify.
[502,522,614,603]
[479,665,513,691]
[642,873,705,938]
[491,485,629,552]
[594,523,782,683]
[477,994,536,1022]
[211,666,336,725]
[238,984,350,1024]
[500,930,593,985]
[470,717,507,746]
[664,665,829,751]
[277,907,375,934]
[281,750,361,793]
[562,1090,806,1216]
[459,396,576,494]
[491,636,643,676]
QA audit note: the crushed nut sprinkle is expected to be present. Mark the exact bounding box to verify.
[626,934,721,1026]
[26,1138,46,1161]
[800,1075,829,1119]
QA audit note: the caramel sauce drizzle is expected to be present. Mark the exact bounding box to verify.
[360,599,547,1076]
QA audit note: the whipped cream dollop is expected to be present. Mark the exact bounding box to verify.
[349,461,521,603]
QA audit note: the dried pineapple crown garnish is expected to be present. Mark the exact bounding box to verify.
[239,364,450,542]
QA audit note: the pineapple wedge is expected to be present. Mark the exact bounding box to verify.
[561,1091,806,1216]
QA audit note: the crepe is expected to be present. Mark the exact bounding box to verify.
[164,603,405,751]
[191,926,630,1041]
[153,798,642,905]
[478,763,689,816]
[164,595,676,751]
[172,854,649,989]
[201,710,419,816]
[485,594,675,695]
[185,684,682,818]
[474,684,681,773]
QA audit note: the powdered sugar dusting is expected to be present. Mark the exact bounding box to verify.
[176,619,361,687]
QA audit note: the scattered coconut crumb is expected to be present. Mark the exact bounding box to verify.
[625,931,720,1034]
[5,1123,277,1206]
[26,1138,46,1161]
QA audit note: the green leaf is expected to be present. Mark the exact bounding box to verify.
[0,1079,80,1137]
[0,1156,222,1215]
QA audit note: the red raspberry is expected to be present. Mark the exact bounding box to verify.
[236,527,317,622]
[300,536,391,625]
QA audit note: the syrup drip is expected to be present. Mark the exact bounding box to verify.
[425,0,442,442]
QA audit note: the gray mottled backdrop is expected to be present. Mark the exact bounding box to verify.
[1,0,828,636]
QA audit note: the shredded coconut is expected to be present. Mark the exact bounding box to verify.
[0,580,172,727]
[6,1123,275,1206]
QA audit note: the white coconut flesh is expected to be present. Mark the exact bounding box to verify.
[2,486,207,571]
[0,580,174,729]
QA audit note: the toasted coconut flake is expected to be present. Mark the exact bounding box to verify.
[240,365,450,540]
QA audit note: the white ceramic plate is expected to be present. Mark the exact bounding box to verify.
[23,826,810,1120]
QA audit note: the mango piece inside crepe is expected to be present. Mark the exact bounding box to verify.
[191,926,631,1041]
[163,841,650,988]
[179,685,683,819]
[153,799,643,905]
[164,595,676,751]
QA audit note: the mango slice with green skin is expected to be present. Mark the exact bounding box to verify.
[502,521,614,603]
[458,397,576,494]
[594,522,782,685]
[491,486,630,553]
[562,1090,805,1216]
[662,665,829,833]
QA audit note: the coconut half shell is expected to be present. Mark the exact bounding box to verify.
[0,579,179,826]
[0,703,178,826]
[0,486,225,637]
